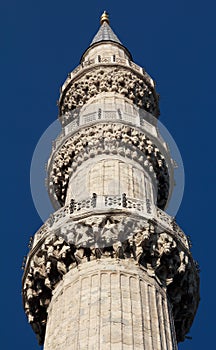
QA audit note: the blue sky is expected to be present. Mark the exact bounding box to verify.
[1,0,215,349]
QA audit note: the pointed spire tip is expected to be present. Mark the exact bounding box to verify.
[100,11,110,25]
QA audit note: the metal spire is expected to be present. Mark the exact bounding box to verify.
[100,11,110,25]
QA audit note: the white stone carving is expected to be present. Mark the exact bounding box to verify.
[22,217,199,344]
[47,123,170,208]
[59,67,159,117]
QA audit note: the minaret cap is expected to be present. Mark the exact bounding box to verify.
[100,11,110,25]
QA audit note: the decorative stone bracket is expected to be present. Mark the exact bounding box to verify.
[22,216,199,345]
[59,66,159,117]
[48,123,170,209]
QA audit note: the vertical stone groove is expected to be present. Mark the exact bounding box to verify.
[77,277,83,349]
[87,273,93,349]
[147,284,154,349]
[138,278,145,350]
[129,276,135,349]
[161,297,169,350]
[100,272,111,349]
[110,272,122,347]
[155,290,162,349]
[163,294,177,350]
[97,272,101,350]
[119,272,123,350]
[76,276,82,350]
[157,293,167,350]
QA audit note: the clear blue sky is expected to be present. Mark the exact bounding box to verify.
[1,0,215,349]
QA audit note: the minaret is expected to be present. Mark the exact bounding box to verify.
[22,12,199,349]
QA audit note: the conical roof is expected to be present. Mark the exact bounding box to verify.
[90,21,122,46]
[80,11,132,62]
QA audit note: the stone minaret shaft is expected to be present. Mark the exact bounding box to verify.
[22,12,199,350]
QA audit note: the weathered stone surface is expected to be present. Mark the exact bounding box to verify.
[43,260,177,350]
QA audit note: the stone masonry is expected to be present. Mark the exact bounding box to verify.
[22,12,199,350]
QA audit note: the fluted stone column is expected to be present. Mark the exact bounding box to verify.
[44,260,177,350]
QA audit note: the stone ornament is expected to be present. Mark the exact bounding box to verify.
[60,215,136,248]
[22,217,199,345]
[59,67,159,117]
[48,123,170,208]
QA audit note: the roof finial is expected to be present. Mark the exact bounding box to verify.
[100,11,110,25]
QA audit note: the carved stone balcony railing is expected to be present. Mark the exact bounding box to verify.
[61,194,154,219]
[31,194,189,249]
[53,109,159,151]
[60,55,154,95]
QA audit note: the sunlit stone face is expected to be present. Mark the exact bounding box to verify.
[65,157,156,205]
